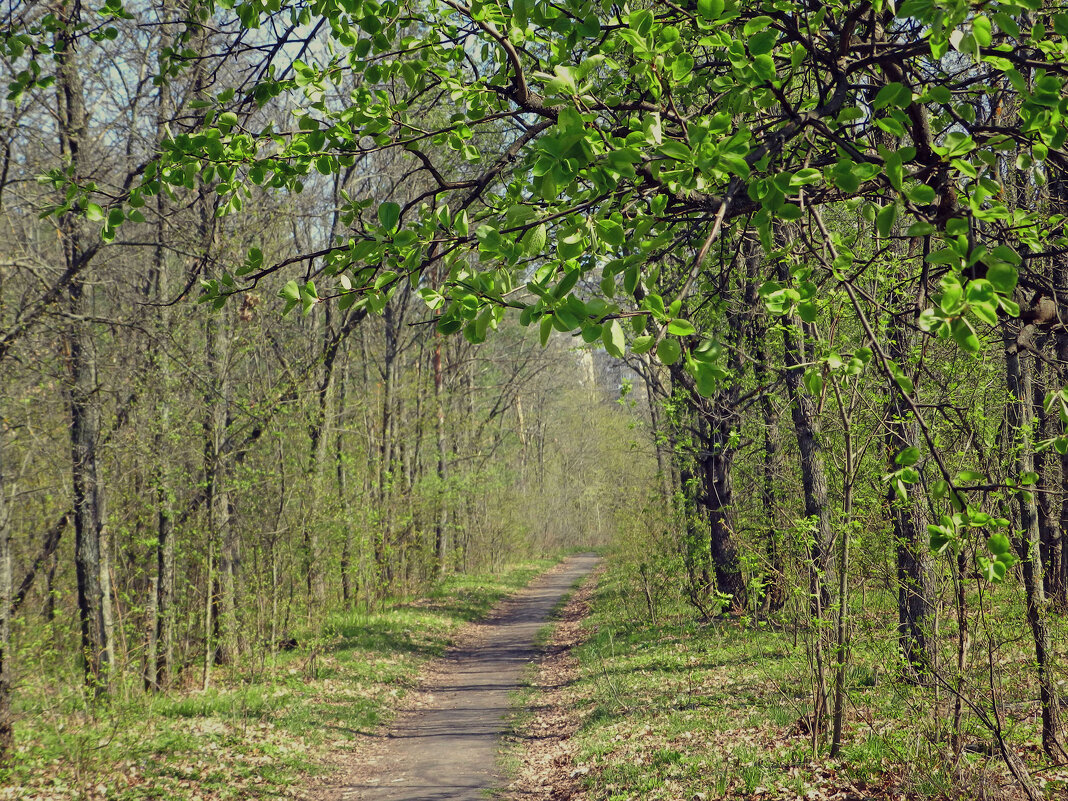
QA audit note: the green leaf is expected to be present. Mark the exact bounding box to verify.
[907,184,936,205]
[378,201,401,231]
[987,533,1011,557]
[696,0,724,22]
[657,140,691,161]
[803,368,823,397]
[873,82,909,110]
[939,275,964,314]
[632,335,655,354]
[876,202,897,238]
[603,319,625,358]
[929,526,953,554]
[86,202,104,222]
[951,317,981,352]
[752,53,776,82]
[279,280,300,302]
[657,338,681,365]
[987,261,1018,295]
[667,318,696,336]
[895,447,920,466]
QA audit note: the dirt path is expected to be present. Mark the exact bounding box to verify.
[310,553,600,801]
[503,566,600,801]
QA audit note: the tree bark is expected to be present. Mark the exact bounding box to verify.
[884,265,935,681]
[1003,321,1067,761]
[433,330,449,576]
[777,256,833,724]
[0,444,13,761]
[147,17,175,689]
[746,253,786,615]
[57,11,112,697]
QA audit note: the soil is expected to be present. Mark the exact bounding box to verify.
[304,553,600,801]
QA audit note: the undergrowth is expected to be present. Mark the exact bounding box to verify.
[566,558,1068,801]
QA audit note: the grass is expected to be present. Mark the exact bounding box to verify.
[5,559,555,801]
[560,558,1068,801]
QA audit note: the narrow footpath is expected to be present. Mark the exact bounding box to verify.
[311,553,600,801]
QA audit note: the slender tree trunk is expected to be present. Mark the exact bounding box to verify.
[829,380,855,758]
[885,265,935,681]
[700,396,747,611]
[1004,321,1067,760]
[304,301,337,609]
[338,360,354,605]
[57,17,111,696]
[1050,176,1068,611]
[1034,357,1064,607]
[778,299,833,725]
[202,210,238,667]
[433,331,449,576]
[147,28,175,688]
[376,309,399,587]
[641,353,675,500]
[0,447,13,761]
[746,255,786,615]
[202,543,214,690]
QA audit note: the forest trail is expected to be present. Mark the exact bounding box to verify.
[309,553,600,801]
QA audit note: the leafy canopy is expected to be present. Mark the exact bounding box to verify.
[9,0,1068,395]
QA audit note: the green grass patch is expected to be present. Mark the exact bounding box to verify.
[562,555,1068,800]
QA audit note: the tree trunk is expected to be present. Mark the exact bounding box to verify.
[778,298,833,724]
[1050,175,1068,611]
[746,256,786,615]
[202,204,238,667]
[57,16,112,696]
[338,360,354,605]
[376,308,399,587]
[303,300,338,609]
[884,265,935,681]
[147,28,175,689]
[434,331,449,576]
[1003,321,1067,761]
[1034,358,1064,608]
[0,446,13,761]
[699,397,748,611]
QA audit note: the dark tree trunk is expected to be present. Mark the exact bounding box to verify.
[0,447,13,761]
[1051,175,1068,611]
[777,261,833,723]
[338,361,355,605]
[1034,357,1065,608]
[700,400,748,612]
[1004,321,1067,761]
[884,271,935,681]
[433,331,449,575]
[746,252,786,615]
[58,13,112,696]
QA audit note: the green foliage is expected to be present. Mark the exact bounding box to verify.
[22,0,1062,400]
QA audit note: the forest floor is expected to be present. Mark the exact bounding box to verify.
[508,565,1068,801]
[5,558,564,801]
